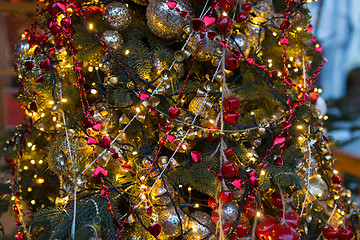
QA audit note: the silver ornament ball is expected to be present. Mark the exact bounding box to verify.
[222,202,239,225]
[158,206,188,238]
[146,0,193,39]
[103,2,132,30]
[187,32,220,62]
[150,180,176,205]
[228,32,251,58]
[101,30,124,52]
[185,211,215,240]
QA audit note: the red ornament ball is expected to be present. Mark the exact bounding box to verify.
[218,0,234,10]
[236,12,248,23]
[220,190,234,202]
[278,210,300,228]
[211,212,220,223]
[241,3,252,12]
[323,226,339,240]
[221,161,239,178]
[224,111,240,124]
[208,196,219,209]
[217,16,233,32]
[268,224,299,240]
[270,192,283,208]
[224,147,235,158]
[255,215,277,240]
[223,97,241,112]
[338,227,354,240]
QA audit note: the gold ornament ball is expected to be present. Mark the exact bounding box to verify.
[184,211,215,240]
[187,32,220,62]
[308,175,328,197]
[188,97,215,120]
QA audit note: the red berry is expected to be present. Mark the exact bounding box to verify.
[220,190,234,202]
[221,161,239,178]
[241,3,252,12]
[224,111,240,124]
[278,210,300,228]
[255,215,278,240]
[208,196,219,209]
[224,147,235,158]
[217,16,233,32]
[223,97,241,111]
[323,226,339,240]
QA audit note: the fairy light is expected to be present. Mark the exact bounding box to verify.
[38,160,43,164]
[132,151,138,155]
[30,160,35,165]
[294,68,299,72]
[89,23,94,30]
[40,127,44,131]
[31,145,36,151]
[297,125,304,130]
[298,136,304,141]
[61,98,67,103]
[188,187,192,192]
[140,176,145,181]
[323,115,328,120]
[209,119,215,124]
[272,32,277,36]
[49,100,54,105]
[222,12,227,16]
[23,166,28,170]
[125,49,130,55]
[287,64,291,68]
[256,211,261,217]
[181,144,188,151]
[135,107,141,113]
[318,88,323,93]
[27,187,32,192]
[250,112,255,116]
[36,178,45,184]
[41,113,45,117]
[194,203,199,208]
[88,66,94,72]
[56,123,62,128]
[11,196,15,201]
[31,200,35,205]
[27,142,32,147]
[296,27,302,31]
[53,117,57,122]
[33,112,37,116]
[141,184,146,189]
[260,170,266,175]
[289,56,294,61]
[90,89,98,94]
[277,72,282,77]
[179,185,183,188]
[333,170,338,174]
[28,112,33,117]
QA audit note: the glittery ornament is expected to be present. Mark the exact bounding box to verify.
[308,175,328,197]
[187,31,220,61]
[228,32,251,58]
[103,2,132,31]
[158,206,188,238]
[222,202,239,224]
[14,39,30,62]
[101,30,123,52]
[150,180,176,205]
[188,96,215,119]
[245,17,265,46]
[146,0,193,39]
[184,211,215,239]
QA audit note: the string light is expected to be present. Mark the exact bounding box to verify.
[90,89,98,94]
[61,99,67,103]
[30,160,35,164]
[125,49,130,55]
[89,23,94,30]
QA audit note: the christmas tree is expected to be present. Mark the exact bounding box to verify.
[0,0,359,239]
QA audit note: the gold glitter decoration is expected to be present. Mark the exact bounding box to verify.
[103,2,132,31]
[187,32,220,62]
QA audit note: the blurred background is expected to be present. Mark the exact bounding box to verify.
[0,0,359,234]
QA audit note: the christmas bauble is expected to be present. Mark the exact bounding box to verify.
[278,210,300,228]
[268,224,299,240]
[184,211,215,239]
[270,192,283,208]
[221,161,239,178]
[14,39,30,62]
[228,32,251,58]
[208,197,219,209]
[158,206,188,238]
[218,0,234,10]
[323,226,339,239]
[150,180,176,205]
[222,202,239,224]
[99,54,116,73]
[315,96,327,116]
[103,2,132,31]
[308,175,328,197]
[224,111,240,125]
[245,17,265,46]
[217,16,233,32]
[255,215,277,240]
[187,31,220,61]
[101,30,123,52]
[188,96,215,119]
[146,0,193,39]
[338,227,354,240]
[220,190,234,202]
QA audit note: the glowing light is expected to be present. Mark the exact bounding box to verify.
[11,196,16,201]
[194,203,199,208]
[272,32,277,36]
[135,107,141,113]
[39,160,43,164]
[31,145,36,151]
[250,112,255,116]
[296,27,302,31]
[188,187,192,191]
[179,185,183,188]
[181,144,188,151]
[56,123,62,128]
[41,113,45,117]
[256,211,261,217]
[30,160,35,165]
[49,100,54,105]
[289,57,294,61]
[323,115,328,120]
[297,125,303,130]
[23,166,29,170]
[277,72,282,77]
[27,142,33,147]
[132,151,138,155]
[298,136,304,141]
[27,187,32,192]
[31,200,35,205]
[88,66,94,72]
[260,170,266,175]
[333,170,338,174]
[125,49,130,55]
[40,128,44,131]
[89,23,94,30]
[36,178,45,184]
[318,88,323,93]
[90,89,98,94]
[294,68,299,72]
[141,184,146,189]
[140,176,145,181]
[222,12,227,16]
[209,119,215,124]
[61,99,67,103]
